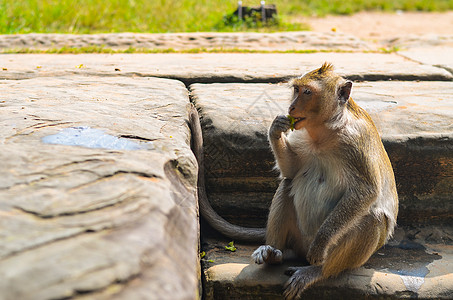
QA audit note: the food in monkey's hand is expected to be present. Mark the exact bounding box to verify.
[287,115,296,131]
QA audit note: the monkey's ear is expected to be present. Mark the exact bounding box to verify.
[338,81,352,104]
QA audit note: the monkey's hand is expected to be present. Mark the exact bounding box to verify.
[269,115,291,140]
[252,245,283,265]
[306,241,326,266]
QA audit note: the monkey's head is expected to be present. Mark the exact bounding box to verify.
[288,63,352,130]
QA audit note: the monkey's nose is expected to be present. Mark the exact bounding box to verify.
[288,105,295,114]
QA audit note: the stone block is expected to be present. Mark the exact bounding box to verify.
[191,81,453,226]
[1,53,451,83]
[0,32,374,51]
[0,76,199,299]
[202,226,453,299]
[399,47,453,76]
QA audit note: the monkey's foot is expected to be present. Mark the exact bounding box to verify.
[251,245,283,265]
[283,266,322,300]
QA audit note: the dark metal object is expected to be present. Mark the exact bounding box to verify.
[234,2,277,23]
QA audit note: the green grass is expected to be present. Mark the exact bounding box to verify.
[0,46,398,54]
[1,0,453,34]
[0,46,322,54]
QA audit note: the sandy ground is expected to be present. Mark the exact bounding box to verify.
[299,11,453,40]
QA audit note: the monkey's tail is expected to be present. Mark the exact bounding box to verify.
[189,105,266,243]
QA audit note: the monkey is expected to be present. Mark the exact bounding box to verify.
[189,105,266,242]
[188,63,398,298]
[251,63,398,299]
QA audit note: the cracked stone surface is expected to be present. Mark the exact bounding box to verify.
[190,81,453,227]
[1,53,452,84]
[399,47,453,76]
[0,76,199,300]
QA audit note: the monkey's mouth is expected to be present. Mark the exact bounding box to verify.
[292,117,306,130]
[293,117,305,123]
[293,117,306,124]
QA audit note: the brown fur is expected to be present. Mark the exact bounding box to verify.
[252,63,398,299]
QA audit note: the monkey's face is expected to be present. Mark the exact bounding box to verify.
[288,64,351,131]
[288,81,323,130]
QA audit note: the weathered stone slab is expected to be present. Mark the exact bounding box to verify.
[399,47,453,76]
[190,81,453,226]
[0,32,374,51]
[202,225,453,299]
[0,76,199,299]
[1,53,451,83]
[388,34,453,49]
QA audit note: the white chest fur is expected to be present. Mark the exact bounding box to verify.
[287,130,347,242]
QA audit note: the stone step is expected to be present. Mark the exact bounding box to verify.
[195,76,453,299]
[0,32,374,52]
[1,52,452,300]
[1,53,452,83]
[191,81,453,227]
[399,47,453,75]
[0,75,199,299]
[201,225,453,299]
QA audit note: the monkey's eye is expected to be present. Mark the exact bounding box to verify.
[294,86,299,94]
[303,89,312,95]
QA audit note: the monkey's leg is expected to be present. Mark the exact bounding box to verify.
[252,179,302,265]
[283,214,387,299]
[321,214,387,278]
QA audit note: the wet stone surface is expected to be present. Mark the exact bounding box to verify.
[0,75,199,300]
[41,126,152,150]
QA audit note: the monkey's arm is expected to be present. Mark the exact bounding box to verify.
[269,115,298,178]
[307,160,379,265]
